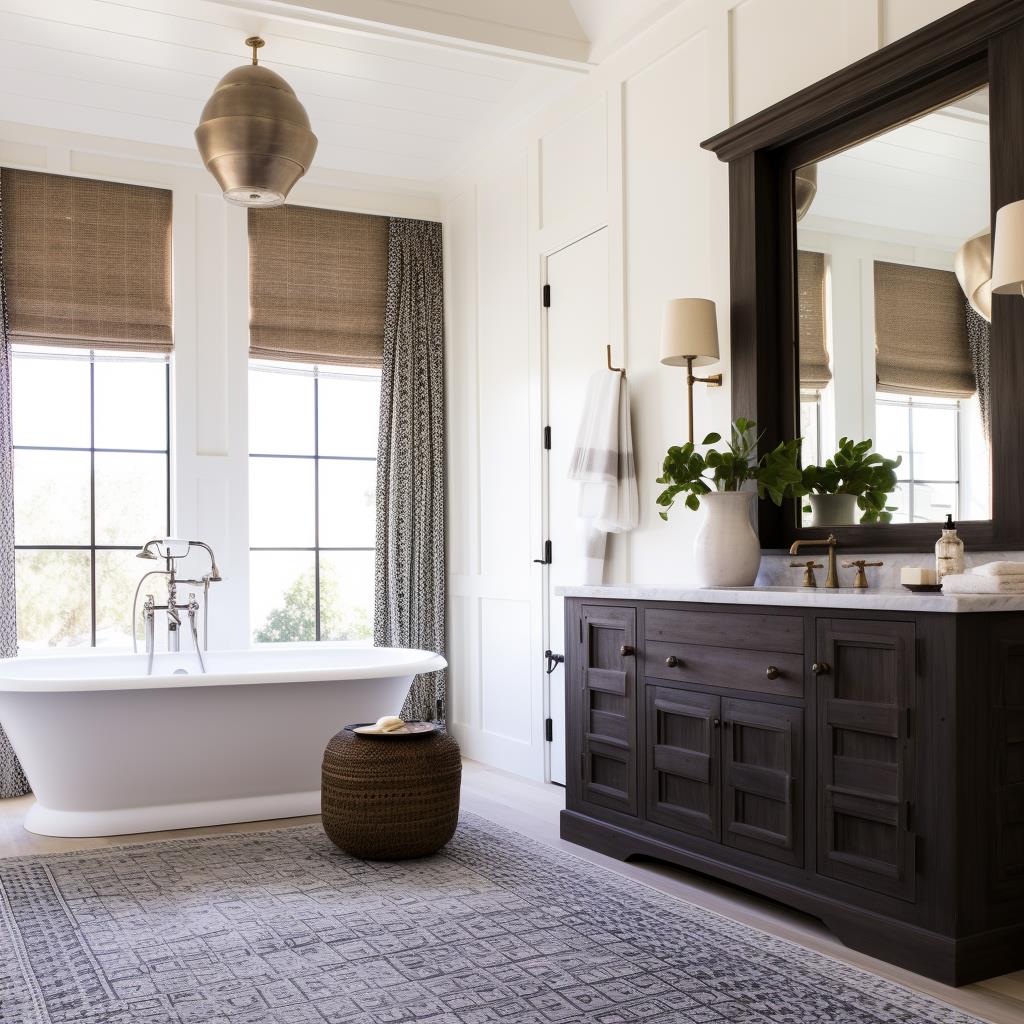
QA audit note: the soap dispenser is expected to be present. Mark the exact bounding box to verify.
[935,514,965,581]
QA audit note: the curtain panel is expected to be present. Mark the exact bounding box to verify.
[374,217,446,722]
[248,205,388,367]
[0,170,29,798]
[2,168,172,352]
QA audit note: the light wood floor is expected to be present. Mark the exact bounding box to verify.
[2,760,1023,1024]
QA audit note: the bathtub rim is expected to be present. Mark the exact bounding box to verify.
[0,646,447,693]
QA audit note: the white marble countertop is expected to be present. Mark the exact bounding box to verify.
[555,584,1024,613]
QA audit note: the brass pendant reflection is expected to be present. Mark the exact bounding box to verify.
[195,36,318,207]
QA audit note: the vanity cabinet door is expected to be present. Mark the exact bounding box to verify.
[815,618,916,901]
[577,605,638,816]
[644,685,720,840]
[721,699,803,866]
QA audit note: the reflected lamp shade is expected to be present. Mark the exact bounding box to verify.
[991,199,1024,296]
[660,298,720,367]
[954,229,993,322]
[195,37,317,208]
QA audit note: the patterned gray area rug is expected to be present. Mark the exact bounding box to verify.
[0,812,985,1024]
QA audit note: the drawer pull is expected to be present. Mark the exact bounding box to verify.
[812,661,831,676]
[665,655,681,668]
[619,644,635,657]
[766,665,780,680]
[713,718,720,728]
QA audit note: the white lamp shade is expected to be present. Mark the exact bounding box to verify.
[991,199,1024,295]
[660,298,719,367]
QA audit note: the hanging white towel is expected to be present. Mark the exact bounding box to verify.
[568,369,638,584]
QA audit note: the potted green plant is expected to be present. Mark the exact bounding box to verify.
[656,418,804,586]
[801,437,902,526]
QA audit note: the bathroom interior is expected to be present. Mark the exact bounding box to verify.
[1,1,1023,1022]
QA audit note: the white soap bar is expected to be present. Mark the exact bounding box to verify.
[901,567,936,585]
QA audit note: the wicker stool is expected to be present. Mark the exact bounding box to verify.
[321,726,461,860]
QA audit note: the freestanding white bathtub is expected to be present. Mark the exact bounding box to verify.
[0,645,446,838]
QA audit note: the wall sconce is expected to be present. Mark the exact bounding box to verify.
[991,199,1024,298]
[659,297,723,444]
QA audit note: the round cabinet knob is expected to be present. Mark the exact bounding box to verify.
[766,665,780,680]
[713,718,721,728]
[812,661,831,676]
[619,644,635,657]
[665,655,681,668]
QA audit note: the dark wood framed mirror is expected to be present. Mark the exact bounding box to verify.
[702,0,1024,553]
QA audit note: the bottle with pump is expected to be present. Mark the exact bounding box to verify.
[935,513,965,581]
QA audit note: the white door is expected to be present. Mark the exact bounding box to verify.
[544,227,611,785]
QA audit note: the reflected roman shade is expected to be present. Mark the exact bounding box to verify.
[2,168,172,351]
[797,250,831,391]
[248,205,388,367]
[874,261,975,399]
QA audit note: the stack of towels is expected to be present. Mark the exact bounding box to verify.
[941,562,1024,594]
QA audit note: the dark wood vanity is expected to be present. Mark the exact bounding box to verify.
[561,594,1024,984]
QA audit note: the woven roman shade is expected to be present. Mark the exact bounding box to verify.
[797,250,831,391]
[2,168,172,351]
[874,261,975,399]
[248,205,388,367]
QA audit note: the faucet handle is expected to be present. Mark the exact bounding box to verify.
[790,560,823,588]
[842,559,883,589]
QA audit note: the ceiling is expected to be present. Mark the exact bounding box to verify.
[0,0,674,187]
[802,89,990,252]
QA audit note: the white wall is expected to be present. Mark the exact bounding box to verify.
[441,0,972,777]
[0,122,439,651]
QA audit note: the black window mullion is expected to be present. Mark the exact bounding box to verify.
[89,358,97,647]
[313,372,321,642]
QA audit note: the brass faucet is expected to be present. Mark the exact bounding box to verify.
[790,559,824,588]
[790,534,840,588]
[842,559,884,589]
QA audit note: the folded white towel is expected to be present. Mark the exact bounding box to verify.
[968,561,1024,577]
[940,573,1024,594]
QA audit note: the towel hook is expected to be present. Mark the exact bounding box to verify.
[607,344,625,376]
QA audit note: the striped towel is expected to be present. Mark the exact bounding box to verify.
[940,573,1024,594]
[568,369,638,583]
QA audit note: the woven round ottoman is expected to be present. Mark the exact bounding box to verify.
[321,726,461,860]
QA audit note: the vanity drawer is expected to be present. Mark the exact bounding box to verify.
[644,640,804,698]
[645,608,803,655]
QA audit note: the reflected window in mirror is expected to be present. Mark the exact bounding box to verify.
[795,86,991,528]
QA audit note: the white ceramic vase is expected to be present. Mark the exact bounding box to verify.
[807,493,859,527]
[692,490,761,587]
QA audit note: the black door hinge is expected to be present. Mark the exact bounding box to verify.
[542,283,551,307]
[543,425,551,449]
[534,539,552,565]
[545,717,553,742]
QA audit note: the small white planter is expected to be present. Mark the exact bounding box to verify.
[807,493,859,527]
[693,491,761,588]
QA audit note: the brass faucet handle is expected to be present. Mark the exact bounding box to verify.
[841,559,883,589]
[790,560,824,588]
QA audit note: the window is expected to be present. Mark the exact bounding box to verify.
[875,393,959,523]
[248,361,380,643]
[12,346,170,649]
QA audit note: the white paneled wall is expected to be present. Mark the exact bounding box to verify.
[0,123,439,652]
[441,0,971,778]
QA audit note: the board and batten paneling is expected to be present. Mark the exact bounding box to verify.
[441,0,973,780]
[444,161,545,777]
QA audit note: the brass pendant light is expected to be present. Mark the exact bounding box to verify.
[195,37,317,207]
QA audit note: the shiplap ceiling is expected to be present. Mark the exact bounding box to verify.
[0,0,673,186]
[802,88,990,251]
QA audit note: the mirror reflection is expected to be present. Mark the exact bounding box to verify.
[796,86,991,527]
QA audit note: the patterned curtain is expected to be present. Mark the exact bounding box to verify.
[0,171,29,798]
[966,303,991,444]
[374,218,446,723]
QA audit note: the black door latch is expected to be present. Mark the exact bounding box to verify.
[544,649,564,674]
